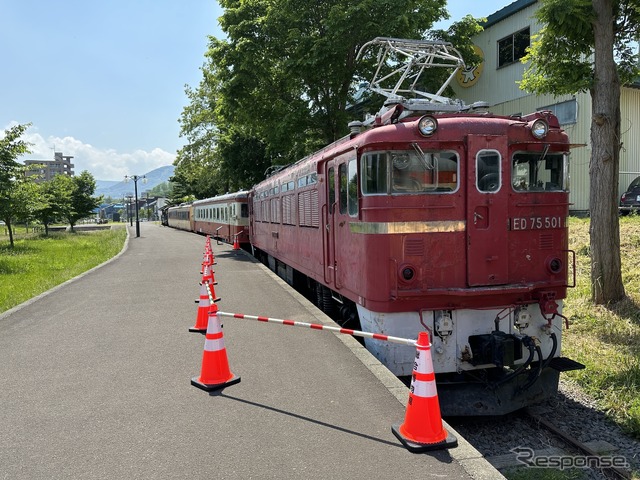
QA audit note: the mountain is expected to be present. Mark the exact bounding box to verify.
[95,165,175,199]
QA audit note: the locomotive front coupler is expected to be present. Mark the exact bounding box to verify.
[468,330,524,369]
[488,335,537,391]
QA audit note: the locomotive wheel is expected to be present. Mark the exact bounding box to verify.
[315,284,335,317]
[321,286,335,317]
[315,284,324,310]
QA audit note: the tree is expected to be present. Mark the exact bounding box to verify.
[214,0,451,150]
[0,124,33,248]
[176,0,482,197]
[64,171,102,232]
[146,181,174,198]
[34,174,73,235]
[519,0,639,304]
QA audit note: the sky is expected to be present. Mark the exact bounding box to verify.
[1,0,514,181]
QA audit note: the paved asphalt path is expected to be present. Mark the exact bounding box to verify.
[0,223,496,479]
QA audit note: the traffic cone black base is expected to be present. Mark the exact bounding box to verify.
[188,326,207,334]
[190,374,241,392]
[391,424,457,453]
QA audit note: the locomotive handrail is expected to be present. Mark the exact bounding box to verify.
[566,249,577,288]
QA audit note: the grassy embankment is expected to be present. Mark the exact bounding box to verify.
[0,226,127,313]
[563,216,640,438]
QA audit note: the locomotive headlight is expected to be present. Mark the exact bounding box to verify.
[531,119,549,139]
[546,257,563,274]
[399,265,416,282]
[418,116,438,136]
[402,267,415,280]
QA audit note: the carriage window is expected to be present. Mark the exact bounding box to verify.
[348,158,358,216]
[362,151,458,195]
[512,152,567,192]
[477,151,500,192]
[241,204,249,218]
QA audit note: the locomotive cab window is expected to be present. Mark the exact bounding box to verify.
[339,164,348,214]
[328,167,335,213]
[339,159,359,216]
[362,150,458,195]
[476,151,501,192]
[348,158,358,216]
[512,151,567,192]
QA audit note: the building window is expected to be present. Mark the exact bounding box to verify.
[538,99,578,125]
[498,27,530,68]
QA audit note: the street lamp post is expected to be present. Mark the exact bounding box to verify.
[125,195,133,226]
[124,175,147,237]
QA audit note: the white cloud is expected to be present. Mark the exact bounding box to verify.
[10,123,176,181]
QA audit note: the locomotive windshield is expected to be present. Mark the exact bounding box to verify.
[512,151,568,192]
[362,150,458,195]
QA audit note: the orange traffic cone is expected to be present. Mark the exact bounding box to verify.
[392,332,457,452]
[200,262,217,288]
[232,235,240,251]
[200,251,215,274]
[191,309,240,392]
[190,279,220,333]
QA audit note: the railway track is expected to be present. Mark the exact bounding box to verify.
[522,407,632,479]
[447,383,639,480]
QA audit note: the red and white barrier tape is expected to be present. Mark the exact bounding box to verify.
[217,311,418,347]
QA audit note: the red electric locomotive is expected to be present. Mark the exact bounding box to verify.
[249,38,583,415]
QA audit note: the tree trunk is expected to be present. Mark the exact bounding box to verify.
[7,220,14,248]
[589,0,626,304]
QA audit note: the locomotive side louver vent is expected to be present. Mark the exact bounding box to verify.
[405,238,424,256]
[539,234,553,250]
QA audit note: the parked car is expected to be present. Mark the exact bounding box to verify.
[619,175,640,215]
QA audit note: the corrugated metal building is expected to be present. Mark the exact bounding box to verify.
[450,0,640,213]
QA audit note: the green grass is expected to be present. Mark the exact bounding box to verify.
[563,216,640,439]
[0,227,127,313]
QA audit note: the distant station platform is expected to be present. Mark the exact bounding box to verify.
[0,223,503,479]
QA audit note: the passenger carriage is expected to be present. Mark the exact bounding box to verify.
[166,202,193,232]
[192,191,250,245]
